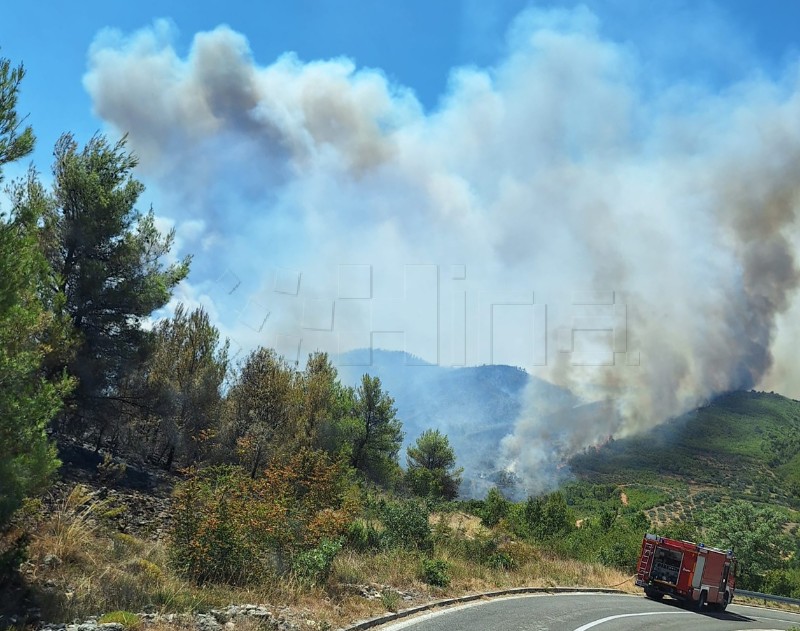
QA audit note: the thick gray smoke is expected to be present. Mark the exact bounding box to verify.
[84,10,800,493]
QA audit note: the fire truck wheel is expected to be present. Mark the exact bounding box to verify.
[644,589,663,601]
[717,592,729,612]
[696,591,707,611]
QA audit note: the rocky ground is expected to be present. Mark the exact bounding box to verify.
[31,590,423,631]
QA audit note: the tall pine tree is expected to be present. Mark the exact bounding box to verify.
[35,133,190,440]
[0,57,72,526]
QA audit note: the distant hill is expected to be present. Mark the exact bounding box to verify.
[335,351,800,512]
[336,349,574,497]
[569,390,800,522]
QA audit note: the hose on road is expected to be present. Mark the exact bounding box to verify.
[606,574,636,588]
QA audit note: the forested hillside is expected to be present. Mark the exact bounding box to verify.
[570,391,800,513]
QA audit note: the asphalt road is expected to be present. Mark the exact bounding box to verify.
[374,593,800,631]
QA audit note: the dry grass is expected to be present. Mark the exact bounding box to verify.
[736,595,800,613]
[429,512,487,539]
[20,484,637,629]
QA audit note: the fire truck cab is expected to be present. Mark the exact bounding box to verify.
[635,533,736,611]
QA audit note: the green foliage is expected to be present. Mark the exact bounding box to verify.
[597,539,638,571]
[421,557,451,587]
[447,532,501,565]
[487,551,515,571]
[169,452,354,584]
[515,491,575,540]
[540,492,573,536]
[0,57,34,173]
[98,611,141,630]
[0,217,69,524]
[406,429,463,500]
[36,133,189,437]
[223,348,300,477]
[345,520,382,552]
[347,375,404,487]
[0,529,28,582]
[761,569,796,598]
[549,511,647,573]
[380,500,431,550]
[481,487,510,527]
[302,352,348,451]
[701,500,790,590]
[569,391,800,510]
[0,62,72,528]
[144,304,228,469]
[96,452,127,484]
[291,539,342,586]
[659,519,700,542]
[380,588,401,612]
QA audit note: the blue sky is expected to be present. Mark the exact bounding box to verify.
[3,2,800,478]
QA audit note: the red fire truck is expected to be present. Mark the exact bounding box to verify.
[635,533,736,611]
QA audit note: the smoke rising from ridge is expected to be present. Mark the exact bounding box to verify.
[84,10,800,493]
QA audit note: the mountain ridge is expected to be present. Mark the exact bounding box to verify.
[336,350,800,508]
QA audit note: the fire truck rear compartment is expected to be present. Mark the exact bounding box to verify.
[652,547,683,585]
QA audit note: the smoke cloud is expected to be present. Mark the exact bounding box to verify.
[84,9,800,493]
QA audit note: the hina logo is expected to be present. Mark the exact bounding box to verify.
[213,264,638,369]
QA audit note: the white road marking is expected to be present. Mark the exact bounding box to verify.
[572,610,691,630]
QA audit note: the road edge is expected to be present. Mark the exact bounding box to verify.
[340,586,628,630]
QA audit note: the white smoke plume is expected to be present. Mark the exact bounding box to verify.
[84,9,800,493]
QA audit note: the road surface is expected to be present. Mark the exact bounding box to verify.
[375,593,800,630]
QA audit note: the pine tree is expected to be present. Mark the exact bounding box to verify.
[406,429,462,500]
[0,57,72,526]
[223,348,300,477]
[349,374,404,487]
[35,133,190,440]
[145,304,228,469]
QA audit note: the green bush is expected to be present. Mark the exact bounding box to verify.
[487,551,515,570]
[98,611,141,630]
[380,589,401,612]
[345,520,382,552]
[597,539,638,571]
[291,539,342,586]
[380,500,431,550]
[481,488,509,527]
[421,557,451,587]
[448,533,499,564]
[169,454,352,585]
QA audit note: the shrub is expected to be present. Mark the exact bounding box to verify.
[481,488,509,527]
[421,558,451,587]
[291,539,342,586]
[597,539,638,571]
[487,551,515,570]
[380,589,401,612]
[96,453,127,484]
[98,611,141,630]
[449,533,499,564]
[380,500,431,550]
[169,451,355,585]
[345,520,382,552]
[0,527,28,584]
[125,558,163,581]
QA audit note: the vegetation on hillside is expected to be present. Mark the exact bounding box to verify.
[571,391,800,509]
